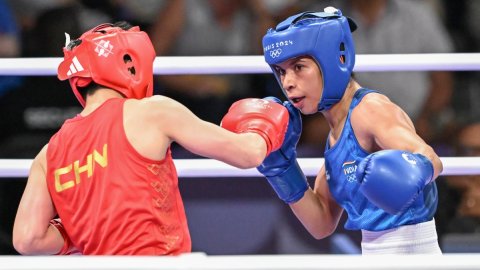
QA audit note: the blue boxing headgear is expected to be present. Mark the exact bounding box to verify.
[263,7,357,111]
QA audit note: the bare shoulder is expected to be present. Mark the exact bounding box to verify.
[141,95,177,105]
[136,95,187,112]
[123,95,197,147]
[123,96,185,159]
[128,95,178,110]
[351,91,417,147]
[355,92,395,114]
[351,92,406,124]
[38,144,48,161]
[32,144,49,173]
[351,92,413,138]
[125,95,187,122]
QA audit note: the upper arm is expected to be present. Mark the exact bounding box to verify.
[143,96,266,168]
[352,94,443,178]
[13,145,57,245]
[312,166,344,227]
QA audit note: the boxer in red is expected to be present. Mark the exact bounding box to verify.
[12,21,288,255]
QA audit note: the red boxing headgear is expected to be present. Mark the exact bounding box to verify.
[57,23,156,107]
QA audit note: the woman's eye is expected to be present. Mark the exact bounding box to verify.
[275,67,285,76]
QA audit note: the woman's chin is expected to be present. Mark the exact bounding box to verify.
[300,106,317,115]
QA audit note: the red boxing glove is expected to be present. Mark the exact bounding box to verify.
[221,98,289,155]
[49,219,76,255]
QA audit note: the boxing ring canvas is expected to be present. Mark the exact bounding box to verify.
[2,253,480,270]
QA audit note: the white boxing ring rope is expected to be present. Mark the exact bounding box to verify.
[0,53,479,75]
[1,157,480,178]
[2,53,480,178]
[1,53,480,269]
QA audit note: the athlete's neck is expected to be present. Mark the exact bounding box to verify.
[323,80,361,129]
[81,88,124,116]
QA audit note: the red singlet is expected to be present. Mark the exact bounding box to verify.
[46,98,191,255]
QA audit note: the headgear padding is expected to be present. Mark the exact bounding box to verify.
[58,23,156,107]
[263,7,356,111]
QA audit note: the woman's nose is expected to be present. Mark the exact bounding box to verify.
[282,71,295,92]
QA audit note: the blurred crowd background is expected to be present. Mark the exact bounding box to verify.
[0,0,479,255]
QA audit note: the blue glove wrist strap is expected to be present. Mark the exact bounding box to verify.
[266,160,308,204]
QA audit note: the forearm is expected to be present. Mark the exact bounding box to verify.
[222,132,267,169]
[13,223,64,255]
[414,144,443,180]
[290,189,340,239]
[430,155,443,180]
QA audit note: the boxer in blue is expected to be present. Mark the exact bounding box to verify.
[257,7,443,254]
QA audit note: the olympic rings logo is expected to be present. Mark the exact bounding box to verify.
[270,49,282,58]
[346,174,357,183]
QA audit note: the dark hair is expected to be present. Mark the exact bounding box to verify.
[112,21,134,30]
[67,21,134,51]
[78,83,104,102]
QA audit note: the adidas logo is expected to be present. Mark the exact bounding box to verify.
[66,56,84,76]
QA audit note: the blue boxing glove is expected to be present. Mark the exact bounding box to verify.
[257,99,308,204]
[355,150,434,215]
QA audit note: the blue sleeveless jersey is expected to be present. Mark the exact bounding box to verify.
[324,88,438,231]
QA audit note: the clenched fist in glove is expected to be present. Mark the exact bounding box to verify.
[356,149,434,215]
[257,100,308,204]
[221,97,289,156]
